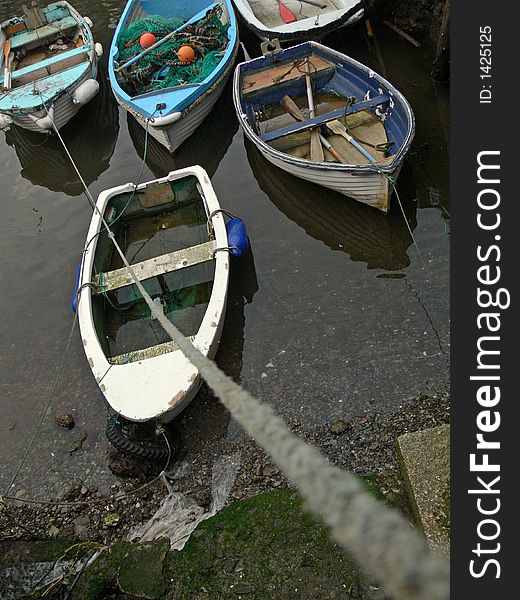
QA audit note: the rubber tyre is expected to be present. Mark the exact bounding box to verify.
[106,416,181,462]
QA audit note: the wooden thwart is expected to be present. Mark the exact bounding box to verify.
[109,336,196,365]
[93,240,216,293]
[261,94,389,143]
[242,55,333,95]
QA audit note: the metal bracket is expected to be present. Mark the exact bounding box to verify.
[261,38,282,56]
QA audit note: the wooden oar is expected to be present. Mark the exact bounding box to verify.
[3,40,11,92]
[326,119,382,163]
[116,4,214,72]
[281,94,347,163]
[276,0,297,24]
[303,62,324,162]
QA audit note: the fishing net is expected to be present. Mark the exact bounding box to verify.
[117,5,230,94]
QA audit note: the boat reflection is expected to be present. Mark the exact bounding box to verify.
[171,243,258,442]
[128,81,239,179]
[4,68,119,196]
[245,139,418,272]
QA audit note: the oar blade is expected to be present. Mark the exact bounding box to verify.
[310,130,324,162]
[281,95,304,121]
[278,1,297,24]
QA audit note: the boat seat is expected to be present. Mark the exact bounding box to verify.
[9,15,78,50]
[109,336,196,365]
[9,45,89,85]
[93,240,216,293]
[242,55,334,96]
[260,94,390,144]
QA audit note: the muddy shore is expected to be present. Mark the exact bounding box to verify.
[1,390,449,545]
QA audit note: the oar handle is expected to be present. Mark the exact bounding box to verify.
[346,133,378,164]
[319,134,347,163]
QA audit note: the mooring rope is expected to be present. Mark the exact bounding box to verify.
[2,97,450,600]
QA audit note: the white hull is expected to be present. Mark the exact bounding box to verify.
[119,45,239,152]
[257,142,396,211]
[9,68,94,132]
[77,167,230,422]
[233,0,364,42]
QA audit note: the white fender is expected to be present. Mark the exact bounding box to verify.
[0,113,14,128]
[94,43,103,58]
[72,79,100,106]
[83,16,93,28]
[28,106,54,130]
[150,112,182,128]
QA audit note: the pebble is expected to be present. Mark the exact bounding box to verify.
[55,412,75,429]
[329,420,349,435]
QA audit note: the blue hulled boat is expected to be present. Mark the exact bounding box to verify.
[109,0,239,152]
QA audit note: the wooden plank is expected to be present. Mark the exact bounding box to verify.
[261,95,389,143]
[383,20,421,48]
[93,241,216,293]
[12,45,87,78]
[10,16,78,49]
[109,336,196,364]
[242,55,334,95]
[4,21,27,36]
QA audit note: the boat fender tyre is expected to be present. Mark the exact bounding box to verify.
[106,416,181,462]
[72,79,100,106]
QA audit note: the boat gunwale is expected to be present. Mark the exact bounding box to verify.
[233,41,416,175]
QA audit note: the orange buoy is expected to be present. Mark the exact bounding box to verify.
[178,45,195,64]
[140,32,156,49]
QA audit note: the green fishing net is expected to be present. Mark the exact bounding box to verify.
[117,5,230,93]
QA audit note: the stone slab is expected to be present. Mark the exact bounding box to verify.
[397,424,450,554]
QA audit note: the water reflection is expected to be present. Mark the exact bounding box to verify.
[128,82,239,179]
[245,140,417,272]
[4,69,119,195]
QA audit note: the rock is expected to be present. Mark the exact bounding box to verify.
[223,557,238,573]
[55,412,75,429]
[62,480,83,501]
[397,424,450,554]
[73,515,90,536]
[233,584,253,595]
[329,420,349,435]
[48,525,60,537]
[262,465,279,477]
[103,512,121,528]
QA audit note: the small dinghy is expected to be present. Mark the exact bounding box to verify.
[233,41,415,213]
[0,2,102,132]
[76,167,230,426]
[232,0,364,43]
[109,0,239,152]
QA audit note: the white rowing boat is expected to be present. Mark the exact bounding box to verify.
[232,0,364,43]
[77,166,230,423]
[233,41,415,212]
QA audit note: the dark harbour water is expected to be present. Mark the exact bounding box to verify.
[0,1,449,497]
